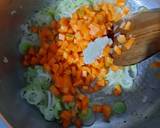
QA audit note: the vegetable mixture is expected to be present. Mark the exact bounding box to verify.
[20,0,137,127]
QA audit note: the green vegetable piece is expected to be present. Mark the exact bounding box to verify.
[25,66,51,89]
[53,99,62,120]
[38,104,55,121]
[64,102,75,110]
[22,90,45,105]
[19,42,32,54]
[113,101,127,114]
[55,102,62,111]
[79,108,93,121]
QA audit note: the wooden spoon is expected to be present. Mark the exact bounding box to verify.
[113,9,160,66]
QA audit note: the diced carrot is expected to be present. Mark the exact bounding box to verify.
[58,25,68,33]
[72,13,78,20]
[62,87,69,94]
[82,67,91,75]
[40,57,47,64]
[30,57,38,65]
[103,46,111,56]
[91,68,99,77]
[71,110,76,117]
[110,65,120,72]
[62,119,70,128]
[49,43,58,52]
[99,68,107,77]
[113,84,122,96]
[51,64,59,73]
[61,110,72,127]
[102,105,112,120]
[95,11,106,24]
[82,70,87,77]
[89,23,100,37]
[81,96,89,110]
[58,63,64,74]
[39,27,53,41]
[28,47,35,55]
[93,4,101,11]
[74,118,82,128]
[93,104,102,113]
[23,60,29,66]
[114,45,122,55]
[50,20,58,29]
[151,61,160,68]
[124,38,135,50]
[31,26,39,33]
[43,63,50,72]
[105,57,113,67]
[64,69,72,75]
[97,79,106,87]
[62,95,74,103]
[48,58,56,66]
[108,4,115,17]
[68,28,74,34]
[71,66,77,76]
[84,75,93,86]
[123,7,130,15]
[76,70,82,80]
[101,4,108,12]
[76,101,82,109]
[78,94,86,100]
[63,75,72,87]
[39,48,46,56]
[73,80,83,87]
[54,75,64,88]
[82,86,88,90]
[59,17,70,26]
[75,32,83,40]
[94,85,104,92]
[42,43,49,50]
[50,86,60,96]
[70,86,76,94]
[117,34,126,44]
[124,21,131,31]
[116,0,126,7]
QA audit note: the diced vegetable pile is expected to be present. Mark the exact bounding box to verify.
[20,0,137,127]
